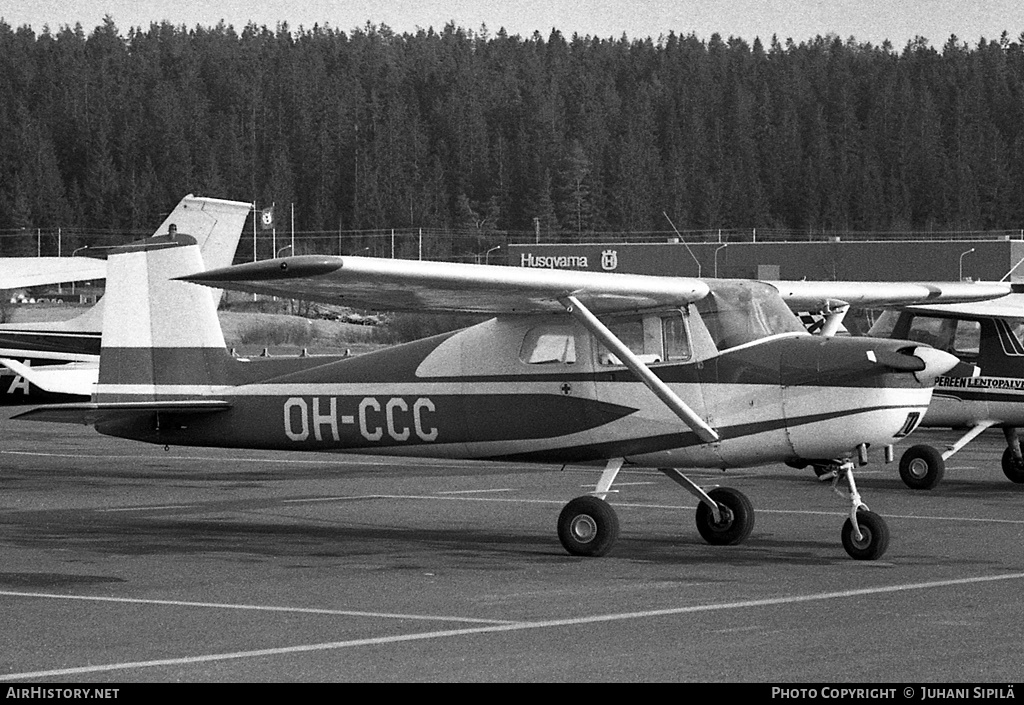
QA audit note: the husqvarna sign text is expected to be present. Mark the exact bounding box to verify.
[518,250,620,271]
[520,253,590,269]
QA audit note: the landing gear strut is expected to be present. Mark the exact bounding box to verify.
[826,459,890,560]
[555,460,756,557]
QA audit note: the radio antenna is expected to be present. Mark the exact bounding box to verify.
[663,212,701,277]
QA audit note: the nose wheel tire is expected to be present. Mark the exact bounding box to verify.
[558,495,620,557]
[695,487,754,546]
[1000,444,1024,483]
[898,444,945,489]
[841,509,890,560]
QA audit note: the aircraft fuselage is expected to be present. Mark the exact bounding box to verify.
[91,316,933,469]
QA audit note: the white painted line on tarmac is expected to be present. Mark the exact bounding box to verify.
[614,501,1024,524]
[4,571,1024,682]
[0,450,537,473]
[282,495,392,503]
[581,481,656,488]
[435,488,516,495]
[278,493,1024,525]
[98,505,194,513]
[0,590,514,625]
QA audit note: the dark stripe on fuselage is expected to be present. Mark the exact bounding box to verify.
[94,392,639,449]
[934,390,1024,405]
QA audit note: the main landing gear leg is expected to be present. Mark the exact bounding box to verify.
[829,460,890,560]
[899,421,995,490]
[557,458,624,557]
[659,468,755,546]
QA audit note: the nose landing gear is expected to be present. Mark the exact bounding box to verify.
[827,459,890,560]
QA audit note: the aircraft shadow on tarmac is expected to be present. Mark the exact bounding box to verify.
[1,509,893,569]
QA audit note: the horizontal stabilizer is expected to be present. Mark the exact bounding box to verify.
[14,400,232,425]
[0,358,96,396]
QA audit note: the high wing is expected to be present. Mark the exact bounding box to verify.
[896,291,1024,318]
[181,255,711,314]
[769,280,1011,312]
[0,257,107,290]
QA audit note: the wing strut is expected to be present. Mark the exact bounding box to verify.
[820,303,850,337]
[560,295,719,444]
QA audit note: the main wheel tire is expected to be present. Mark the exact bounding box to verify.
[695,487,754,546]
[1000,444,1024,483]
[841,509,890,560]
[898,444,945,490]
[557,495,620,557]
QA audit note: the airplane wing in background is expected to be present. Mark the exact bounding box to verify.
[0,195,251,294]
[180,255,712,314]
[0,359,96,397]
[0,257,107,291]
[769,280,1012,312]
[896,291,1024,318]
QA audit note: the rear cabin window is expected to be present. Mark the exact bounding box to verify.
[662,314,692,361]
[598,311,691,365]
[520,325,577,364]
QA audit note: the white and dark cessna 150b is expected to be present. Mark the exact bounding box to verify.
[14,236,1010,560]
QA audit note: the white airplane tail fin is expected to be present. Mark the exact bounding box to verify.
[153,195,251,306]
[96,235,229,403]
[0,194,250,339]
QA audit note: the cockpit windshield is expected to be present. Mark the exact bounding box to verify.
[695,281,807,351]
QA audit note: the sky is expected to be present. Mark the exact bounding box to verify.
[2,0,1021,47]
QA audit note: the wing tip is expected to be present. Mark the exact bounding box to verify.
[179,256,344,284]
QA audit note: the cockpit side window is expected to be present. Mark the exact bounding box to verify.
[597,319,645,365]
[906,315,980,359]
[520,324,577,364]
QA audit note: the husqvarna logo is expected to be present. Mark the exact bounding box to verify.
[601,249,618,270]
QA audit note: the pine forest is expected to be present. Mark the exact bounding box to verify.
[2,17,1024,261]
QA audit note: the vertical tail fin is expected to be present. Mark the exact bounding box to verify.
[0,194,251,338]
[153,195,251,306]
[96,236,229,403]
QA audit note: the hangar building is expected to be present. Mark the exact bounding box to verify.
[504,237,1024,283]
